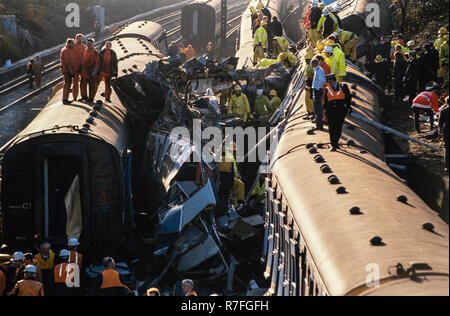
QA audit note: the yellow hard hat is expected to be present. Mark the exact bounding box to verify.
[234,85,242,91]
[316,41,325,51]
[250,6,256,14]
[278,52,288,62]
[269,90,277,97]
[374,55,385,63]
[439,26,448,35]
[256,2,264,10]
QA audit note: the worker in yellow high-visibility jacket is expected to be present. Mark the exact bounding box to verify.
[272,36,290,59]
[338,30,358,62]
[217,143,245,204]
[254,21,268,63]
[278,52,299,68]
[228,85,253,122]
[316,9,339,38]
[323,45,346,82]
[435,27,449,81]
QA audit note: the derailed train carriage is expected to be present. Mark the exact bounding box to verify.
[181,0,222,50]
[0,21,165,250]
[241,1,448,296]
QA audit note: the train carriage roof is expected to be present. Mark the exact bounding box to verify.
[115,20,165,43]
[272,57,449,296]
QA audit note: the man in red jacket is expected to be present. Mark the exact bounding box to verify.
[412,83,441,132]
[96,41,118,103]
[80,38,99,102]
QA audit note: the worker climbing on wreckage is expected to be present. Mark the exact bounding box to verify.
[254,89,272,121]
[217,142,245,206]
[254,20,269,64]
[228,85,252,122]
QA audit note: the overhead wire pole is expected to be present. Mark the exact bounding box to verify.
[220,0,227,56]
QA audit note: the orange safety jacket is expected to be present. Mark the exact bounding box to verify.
[34,251,55,271]
[187,290,198,296]
[183,45,196,60]
[412,91,440,112]
[325,83,346,101]
[11,279,44,296]
[53,263,75,284]
[100,269,130,291]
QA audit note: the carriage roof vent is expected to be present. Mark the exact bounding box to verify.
[370,236,385,246]
[349,206,363,215]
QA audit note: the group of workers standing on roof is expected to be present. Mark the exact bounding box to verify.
[59,34,118,105]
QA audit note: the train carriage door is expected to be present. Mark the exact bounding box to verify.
[36,143,89,246]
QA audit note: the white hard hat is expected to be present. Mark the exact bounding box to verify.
[322,9,330,16]
[13,252,25,261]
[311,0,318,7]
[257,89,263,96]
[323,46,334,53]
[67,238,80,247]
[334,4,342,12]
[332,32,340,38]
[407,40,415,47]
[59,249,70,258]
[25,265,37,274]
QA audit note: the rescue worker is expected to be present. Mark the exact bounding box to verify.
[182,279,197,297]
[94,257,130,296]
[228,85,252,122]
[10,265,44,296]
[73,34,87,102]
[60,38,75,105]
[96,41,118,103]
[305,1,322,48]
[80,38,100,102]
[393,51,407,103]
[53,249,78,296]
[439,34,449,85]
[338,30,358,62]
[411,84,440,133]
[278,51,299,68]
[218,142,245,205]
[323,45,345,82]
[33,56,44,88]
[317,8,338,39]
[269,89,282,113]
[23,253,42,283]
[259,3,272,21]
[253,12,264,35]
[254,21,269,63]
[34,242,55,288]
[250,173,266,206]
[147,287,161,296]
[67,238,83,268]
[438,97,449,172]
[304,47,316,117]
[254,89,271,120]
[26,59,35,88]
[404,51,420,106]
[373,55,391,92]
[422,42,440,84]
[323,73,352,151]
[311,58,326,130]
[315,54,331,75]
[272,36,289,59]
[270,16,283,37]
[434,26,448,53]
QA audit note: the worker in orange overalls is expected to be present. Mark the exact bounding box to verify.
[60,38,75,104]
[53,249,79,296]
[96,41,118,103]
[80,38,100,102]
[10,265,44,296]
[72,34,87,101]
[181,44,196,60]
[94,257,130,296]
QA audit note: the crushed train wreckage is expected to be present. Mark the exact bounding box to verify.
[109,53,294,294]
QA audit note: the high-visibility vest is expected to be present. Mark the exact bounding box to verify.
[187,290,198,296]
[412,91,439,112]
[254,26,268,49]
[251,180,266,202]
[53,263,75,284]
[434,37,446,51]
[257,58,279,69]
[69,251,83,267]
[325,83,346,101]
[100,269,129,290]
[317,14,339,33]
[228,94,252,121]
[287,52,299,66]
[339,31,357,45]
